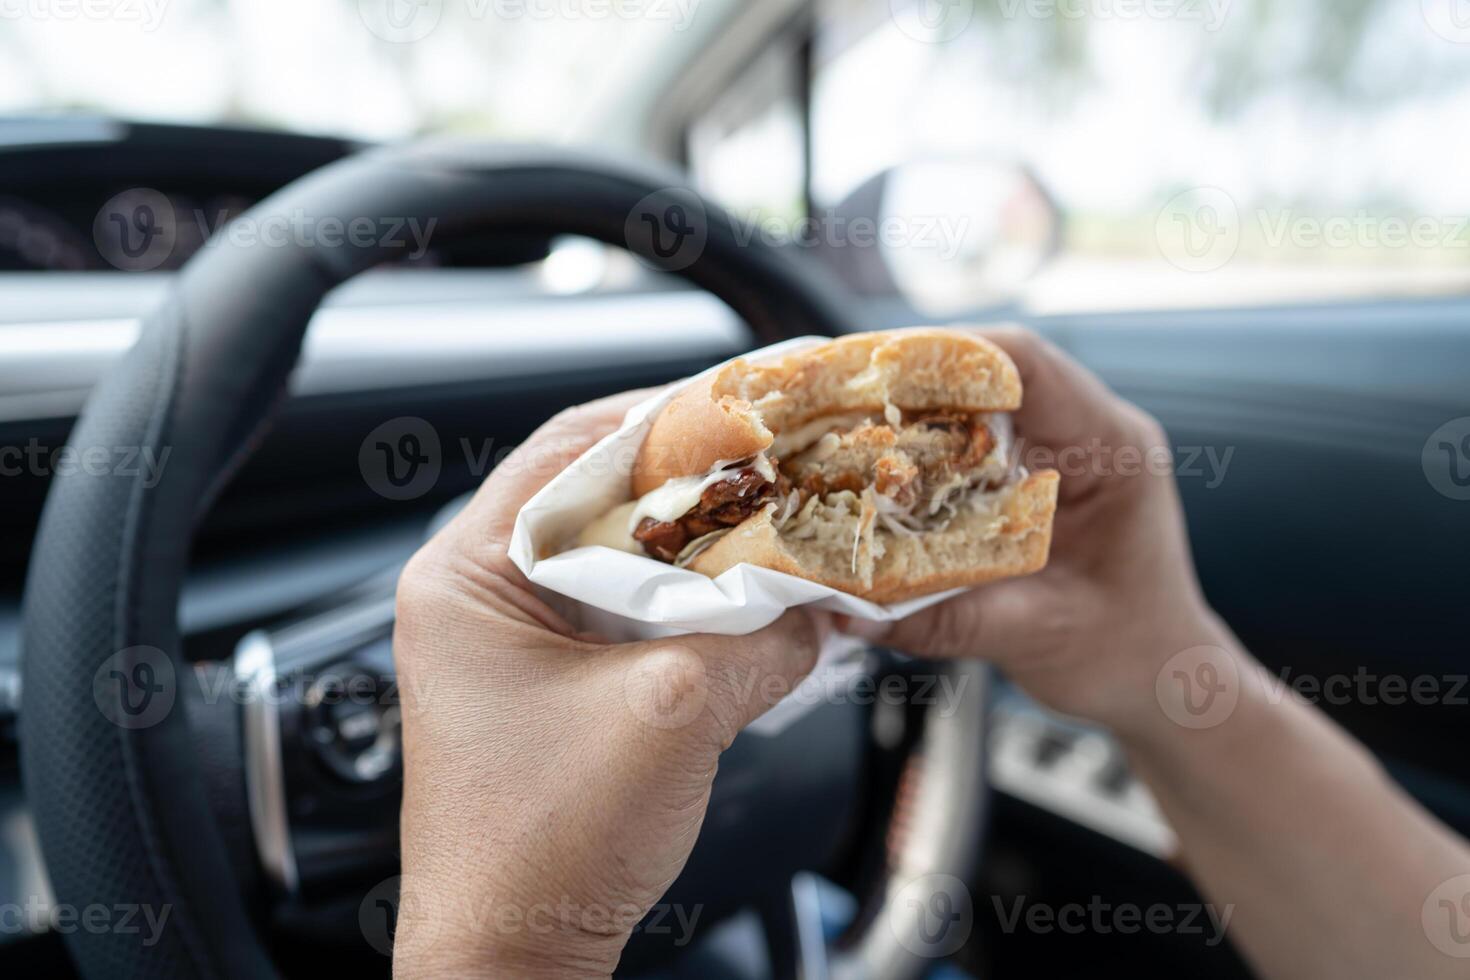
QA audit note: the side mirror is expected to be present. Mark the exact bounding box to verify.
[821,158,1062,315]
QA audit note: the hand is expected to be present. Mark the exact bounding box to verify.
[390,391,822,979]
[838,326,1231,736]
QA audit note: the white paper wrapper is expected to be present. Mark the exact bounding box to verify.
[507,336,969,645]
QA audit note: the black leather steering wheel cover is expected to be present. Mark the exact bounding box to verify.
[19,142,853,980]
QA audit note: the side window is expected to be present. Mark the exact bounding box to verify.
[686,41,808,224]
[698,0,1470,312]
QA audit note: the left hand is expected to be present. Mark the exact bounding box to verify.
[390,391,823,979]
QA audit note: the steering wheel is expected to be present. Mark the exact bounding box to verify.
[19,142,990,979]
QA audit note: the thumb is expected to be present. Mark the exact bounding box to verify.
[837,580,1046,663]
[619,610,824,748]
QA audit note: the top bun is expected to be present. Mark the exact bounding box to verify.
[632,328,1023,497]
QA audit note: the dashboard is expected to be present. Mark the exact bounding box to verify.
[0,117,550,273]
[0,118,354,272]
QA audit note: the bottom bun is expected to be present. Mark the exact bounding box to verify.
[688,470,1060,604]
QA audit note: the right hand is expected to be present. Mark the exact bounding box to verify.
[837,326,1232,737]
[391,392,823,978]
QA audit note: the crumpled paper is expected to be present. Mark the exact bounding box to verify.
[508,336,968,645]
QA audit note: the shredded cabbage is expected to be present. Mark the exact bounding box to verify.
[772,414,1023,565]
[673,528,733,567]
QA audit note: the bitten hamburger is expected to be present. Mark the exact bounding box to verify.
[574,329,1059,603]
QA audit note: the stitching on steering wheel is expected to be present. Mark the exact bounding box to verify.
[110,310,218,979]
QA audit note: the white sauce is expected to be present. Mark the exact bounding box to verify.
[768,413,875,459]
[627,454,776,531]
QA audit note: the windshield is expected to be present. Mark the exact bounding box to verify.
[697,0,1470,309]
[0,0,695,140]
[7,0,1470,308]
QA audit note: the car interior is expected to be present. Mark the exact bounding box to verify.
[1,1,1468,977]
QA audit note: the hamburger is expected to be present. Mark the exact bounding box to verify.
[574,329,1059,604]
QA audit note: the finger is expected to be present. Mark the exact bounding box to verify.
[623,610,823,749]
[835,578,1046,663]
[459,386,661,544]
[963,325,1159,503]
[965,325,1124,447]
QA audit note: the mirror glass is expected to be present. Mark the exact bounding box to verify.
[880,159,1060,315]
